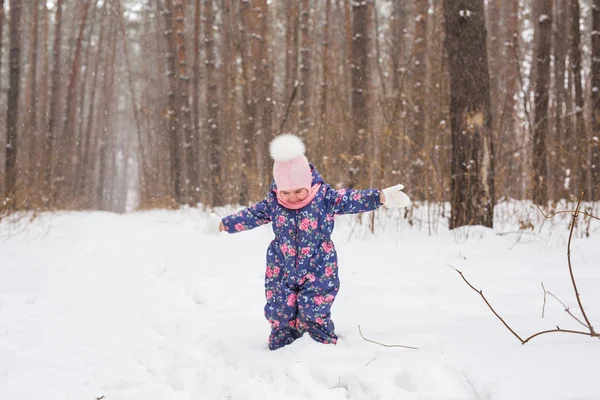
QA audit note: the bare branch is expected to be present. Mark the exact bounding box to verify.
[448,263,598,344]
[522,328,592,344]
[278,81,299,133]
[535,204,600,221]
[566,193,596,335]
[447,264,525,343]
[364,356,378,367]
[358,325,418,350]
[546,290,588,329]
[541,282,547,319]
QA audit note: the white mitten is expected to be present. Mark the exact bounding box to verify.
[203,213,224,235]
[381,184,411,208]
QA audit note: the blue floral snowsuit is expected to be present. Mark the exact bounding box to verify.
[222,166,382,350]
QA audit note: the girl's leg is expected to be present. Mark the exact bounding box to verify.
[264,281,302,350]
[296,281,339,345]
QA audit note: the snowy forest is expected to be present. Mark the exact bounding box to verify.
[0,0,599,227]
[3,2,600,398]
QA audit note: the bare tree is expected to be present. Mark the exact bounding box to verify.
[79,0,108,200]
[38,3,50,146]
[203,0,220,205]
[23,2,40,192]
[552,0,568,200]
[388,0,407,186]
[257,0,273,191]
[532,0,552,205]
[0,0,5,92]
[172,0,198,204]
[59,1,91,202]
[5,0,23,198]
[192,0,201,193]
[98,1,118,210]
[161,0,182,202]
[319,0,331,164]
[239,0,270,201]
[284,0,299,133]
[44,0,65,203]
[219,0,235,201]
[76,0,99,168]
[592,0,600,199]
[444,0,495,229]
[238,0,255,203]
[570,0,588,197]
[487,0,503,152]
[116,0,146,197]
[411,0,428,198]
[488,0,507,198]
[349,0,370,188]
[298,0,311,138]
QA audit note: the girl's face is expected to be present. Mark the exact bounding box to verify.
[279,188,309,203]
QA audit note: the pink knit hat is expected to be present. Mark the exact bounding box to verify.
[270,134,312,191]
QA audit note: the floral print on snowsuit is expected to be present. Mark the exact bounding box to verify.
[222,166,382,350]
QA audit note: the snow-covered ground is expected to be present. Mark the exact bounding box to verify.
[1,204,599,400]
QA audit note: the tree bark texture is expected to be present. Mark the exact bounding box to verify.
[444,0,495,228]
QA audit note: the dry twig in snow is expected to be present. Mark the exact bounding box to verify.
[358,325,418,350]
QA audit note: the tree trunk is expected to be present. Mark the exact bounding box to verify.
[116,0,146,198]
[444,0,495,229]
[487,0,503,167]
[60,1,90,202]
[427,0,450,203]
[389,0,407,187]
[258,0,273,193]
[38,3,50,144]
[411,0,428,199]
[487,0,504,197]
[26,1,40,193]
[203,0,220,206]
[532,0,552,205]
[220,0,236,201]
[298,0,311,137]
[504,0,522,199]
[149,0,171,203]
[239,0,257,202]
[76,0,99,166]
[5,0,22,198]
[284,0,299,132]
[570,0,588,198]
[344,0,352,118]
[319,0,331,172]
[98,4,117,210]
[552,0,567,200]
[44,0,65,203]
[192,0,201,197]
[0,0,5,93]
[349,0,369,188]
[79,0,107,199]
[172,0,198,204]
[592,0,600,199]
[564,1,575,197]
[162,0,182,202]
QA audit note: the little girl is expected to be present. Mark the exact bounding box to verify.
[209,134,410,350]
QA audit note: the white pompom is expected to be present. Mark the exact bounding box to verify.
[269,134,306,161]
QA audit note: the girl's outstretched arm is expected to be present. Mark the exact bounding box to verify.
[325,187,383,215]
[221,198,272,233]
